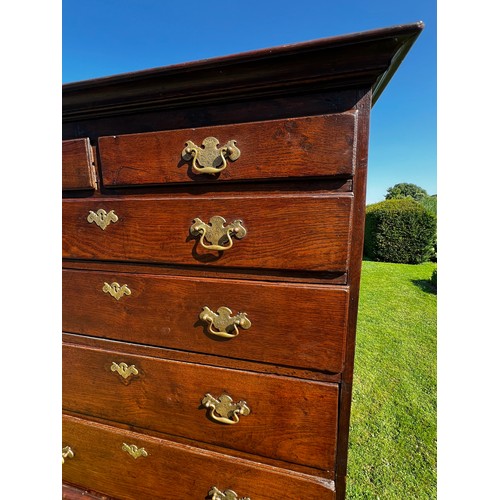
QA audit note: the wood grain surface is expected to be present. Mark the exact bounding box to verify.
[62,194,352,272]
[98,113,356,186]
[62,268,348,372]
[63,414,336,500]
[62,23,423,122]
[63,138,96,191]
[61,24,425,500]
[62,343,339,470]
[62,257,348,286]
[63,332,343,384]
[63,484,112,500]
[333,90,372,499]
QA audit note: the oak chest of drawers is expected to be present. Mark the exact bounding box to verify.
[62,23,423,500]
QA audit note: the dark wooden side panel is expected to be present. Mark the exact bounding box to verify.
[62,194,352,272]
[334,90,372,498]
[62,138,97,191]
[62,343,339,471]
[98,113,356,187]
[62,269,349,372]
[63,415,336,500]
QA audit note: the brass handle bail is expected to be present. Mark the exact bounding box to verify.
[182,137,240,175]
[62,446,74,464]
[202,393,250,425]
[200,306,251,338]
[208,486,251,500]
[190,216,246,251]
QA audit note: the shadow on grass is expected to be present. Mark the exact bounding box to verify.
[412,279,437,295]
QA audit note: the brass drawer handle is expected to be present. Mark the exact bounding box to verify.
[62,446,74,464]
[122,443,148,459]
[102,281,131,300]
[87,209,118,230]
[209,487,250,500]
[182,137,240,175]
[111,362,139,379]
[200,306,251,338]
[202,394,250,425]
[190,216,246,251]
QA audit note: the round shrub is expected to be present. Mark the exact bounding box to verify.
[364,198,437,264]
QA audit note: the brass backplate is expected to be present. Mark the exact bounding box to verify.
[202,393,250,425]
[200,306,251,338]
[190,216,246,251]
[208,486,251,500]
[182,137,240,175]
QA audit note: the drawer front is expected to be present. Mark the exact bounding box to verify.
[98,113,356,187]
[62,484,106,499]
[62,194,352,272]
[63,269,348,373]
[63,343,339,470]
[63,138,97,191]
[63,414,336,500]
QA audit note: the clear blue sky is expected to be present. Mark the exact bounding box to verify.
[63,0,436,204]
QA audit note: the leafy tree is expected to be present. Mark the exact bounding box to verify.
[385,183,428,201]
[419,194,437,216]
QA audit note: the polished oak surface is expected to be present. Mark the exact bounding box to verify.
[63,268,349,372]
[62,138,97,191]
[63,342,339,470]
[62,194,352,272]
[98,113,356,187]
[62,23,423,499]
[63,414,336,500]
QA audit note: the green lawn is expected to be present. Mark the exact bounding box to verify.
[346,260,437,499]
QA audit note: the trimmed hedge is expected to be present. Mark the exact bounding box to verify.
[364,198,437,264]
[430,268,437,288]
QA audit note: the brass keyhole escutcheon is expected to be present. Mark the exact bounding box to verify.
[122,443,148,459]
[102,282,131,301]
[110,362,139,380]
[190,216,246,251]
[87,209,118,230]
[182,137,240,175]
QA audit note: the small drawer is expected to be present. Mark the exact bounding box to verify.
[63,138,97,191]
[62,343,339,470]
[98,113,356,187]
[62,269,349,373]
[62,193,352,272]
[63,414,336,499]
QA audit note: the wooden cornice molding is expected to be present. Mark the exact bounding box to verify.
[63,22,423,121]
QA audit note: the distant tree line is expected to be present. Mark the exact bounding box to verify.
[385,182,428,201]
[385,182,437,216]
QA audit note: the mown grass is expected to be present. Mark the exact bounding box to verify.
[346,260,437,499]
